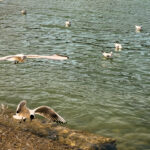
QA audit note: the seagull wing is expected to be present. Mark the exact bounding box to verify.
[0,55,25,62]
[0,55,14,61]
[25,55,41,59]
[26,54,68,60]
[16,100,27,113]
[34,106,66,123]
[0,56,8,61]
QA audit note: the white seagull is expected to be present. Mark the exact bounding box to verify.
[135,25,142,32]
[65,21,71,27]
[102,51,113,59]
[21,10,27,15]
[114,43,122,51]
[0,54,69,63]
[13,100,66,124]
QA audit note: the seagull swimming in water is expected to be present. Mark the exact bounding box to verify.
[21,10,27,15]
[102,51,113,59]
[135,25,142,32]
[65,21,71,27]
[114,43,122,51]
[13,100,66,124]
[0,54,68,63]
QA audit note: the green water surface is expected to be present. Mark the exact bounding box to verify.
[0,0,150,149]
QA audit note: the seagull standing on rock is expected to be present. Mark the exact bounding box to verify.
[13,100,66,124]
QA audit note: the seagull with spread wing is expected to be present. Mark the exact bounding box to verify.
[13,100,66,124]
[0,54,68,63]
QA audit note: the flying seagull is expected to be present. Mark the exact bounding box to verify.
[0,54,68,63]
[13,100,66,124]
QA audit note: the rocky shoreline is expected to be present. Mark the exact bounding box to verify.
[0,106,117,150]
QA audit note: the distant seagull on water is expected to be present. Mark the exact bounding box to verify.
[65,21,71,27]
[114,43,122,51]
[135,25,142,32]
[21,10,27,15]
[13,100,66,124]
[102,51,113,59]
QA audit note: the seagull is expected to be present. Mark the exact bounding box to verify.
[135,25,142,32]
[0,54,69,63]
[114,43,122,51]
[13,100,66,124]
[65,21,71,27]
[21,10,27,15]
[102,51,113,59]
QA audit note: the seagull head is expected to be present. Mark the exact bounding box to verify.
[22,55,27,60]
[30,114,35,120]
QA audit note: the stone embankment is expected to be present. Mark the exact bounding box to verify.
[0,106,117,150]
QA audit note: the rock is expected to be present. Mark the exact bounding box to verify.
[0,106,117,150]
